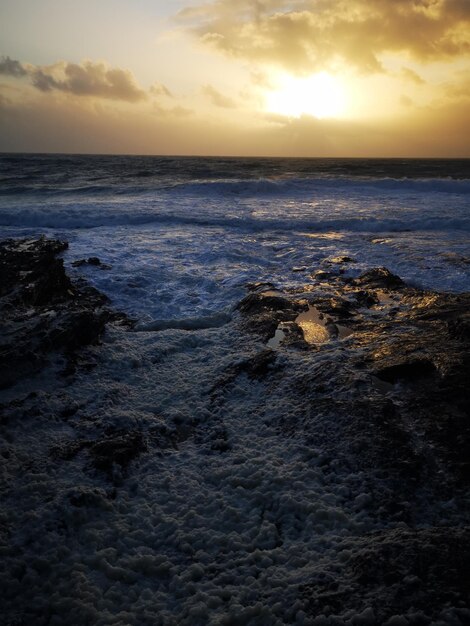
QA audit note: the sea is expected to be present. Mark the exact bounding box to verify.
[1,154,469,323]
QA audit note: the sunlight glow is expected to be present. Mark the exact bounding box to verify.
[265,72,347,119]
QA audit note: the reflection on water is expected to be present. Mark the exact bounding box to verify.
[295,306,330,343]
[296,305,353,343]
[266,303,354,349]
[300,232,344,240]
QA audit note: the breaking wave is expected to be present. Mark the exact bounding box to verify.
[1,206,469,232]
[1,176,469,198]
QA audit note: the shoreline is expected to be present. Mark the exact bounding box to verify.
[1,237,469,625]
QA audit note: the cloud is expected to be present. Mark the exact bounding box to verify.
[401,67,426,84]
[31,61,147,101]
[1,57,147,102]
[1,88,468,157]
[443,74,470,100]
[150,82,173,97]
[152,101,193,117]
[177,0,470,73]
[400,94,414,106]
[202,84,237,107]
[0,56,28,77]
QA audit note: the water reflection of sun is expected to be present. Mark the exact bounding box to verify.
[265,72,347,119]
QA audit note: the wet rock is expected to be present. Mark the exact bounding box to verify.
[72,257,111,269]
[49,310,109,350]
[355,267,405,289]
[0,236,71,305]
[312,270,333,280]
[447,312,470,341]
[237,292,297,314]
[321,297,354,317]
[237,292,308,340]
[355,289,380,308]
[246,281,277,293]
[375,358,437,384]
[326,255,355,264]
[0,237,123,388]
[236,350,278,380]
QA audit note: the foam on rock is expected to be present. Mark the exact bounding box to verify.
[1,239,469,625]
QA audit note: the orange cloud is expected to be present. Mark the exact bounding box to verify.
[177,0,470,73]
[202,84,237,108]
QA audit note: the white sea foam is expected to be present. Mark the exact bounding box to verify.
[1,156,469,624]
[1,158,469,321]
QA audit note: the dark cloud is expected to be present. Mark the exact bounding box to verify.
[1,57,146,102]
[202,84,237,108]
[0,56,27,77]
[30,61,147,101]
[177,0,470,73]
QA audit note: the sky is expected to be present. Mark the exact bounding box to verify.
[0,0,469,157]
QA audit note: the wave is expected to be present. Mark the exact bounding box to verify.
[1,176,469,198]
[1,207,469,233]
[173,176,470,196]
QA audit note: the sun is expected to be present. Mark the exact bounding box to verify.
[265,72,346,119]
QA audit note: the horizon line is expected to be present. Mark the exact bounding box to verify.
[1,151,470,160]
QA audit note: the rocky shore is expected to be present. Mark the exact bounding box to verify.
[0,238,469,625]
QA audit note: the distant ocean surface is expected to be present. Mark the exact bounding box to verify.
[1,154,469,322]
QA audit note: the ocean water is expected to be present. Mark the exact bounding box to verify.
[1,154,469,322]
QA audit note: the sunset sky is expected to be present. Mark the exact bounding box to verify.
[0,0,469,156]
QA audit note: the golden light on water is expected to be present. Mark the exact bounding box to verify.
[265,72,347,119]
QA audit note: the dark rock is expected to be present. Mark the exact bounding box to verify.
[72,257,111,269]
[209,350,280,397]
[246,282,276,292]
[311,270,333,280]
[236,350,278,380]
[326,255,355,264]
[321,297,354,317]
[48,310,108,351]
[236,292,308,340]
[237,292,297,314]
[448,312,470,342]
[355,267,405,289]
[0,237,124,388]
[375,358,437,384]
[355,289,379,308]
[0,237,71,304]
